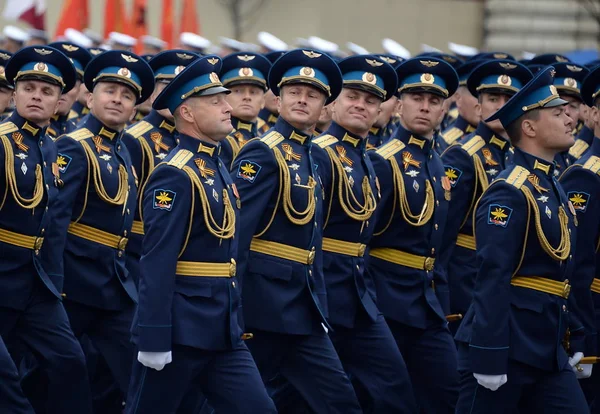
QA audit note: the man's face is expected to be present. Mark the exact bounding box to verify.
[277,84,327,131]
[332,88,382,137]
[374,96,398,128]
[0,86,13,113]
[225,84,265,122]
[478,92,511,135]
[180,93,233,141]
[88,82,137,130]
[14,80,61,125]
[455,86,480,126]
[56,80,81,116]
[264,89,279,113]
[561,94,582,126]
[536,105,575,152]
[399,91,445,137]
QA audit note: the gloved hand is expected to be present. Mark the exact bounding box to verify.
[138,351,172,371]
[569,352,593,379]
[473,373,508,391]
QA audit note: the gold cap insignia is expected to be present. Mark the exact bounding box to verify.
[207,58,219,65]
[443,56,457,63]
[564,77,576,87]
[566,65,583,72]
[362,72,377,84]
[420,73,434,84]
[239,67,254,77]
[90,48,103,56]
[556,56,569,62]
[62,44,79,52]
[493,53,508,59]
[34,48,53,56]
[550,85,558,95]
[380,56,396,64]
[34,62,48,72]
[301,67,316,77]
[176,53,194,60]
[237,55,256,62]
[366,58,383,67]
[0,66,4,75]
[302,50,322,59]
[118,67,131,78]
[420,60,439,68]
[0,53,10,60]
[499,62,517,70]
[121,54,138,63]
[550,69,556,77]
[498,74,511,86]
[174,65,185,75]
[209,72,220,83]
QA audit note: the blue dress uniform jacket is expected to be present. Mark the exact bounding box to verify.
[232,116,329,334]
[568,124,594,163]
[219,116,258,169]
[132,134,243,352]
[53,114,138,310]
[312,122,379,328]
[0,112,62,308]
[121,110,178,279]
[439,122,513,321]
[560,137,600,358]
[47,110,78,140]
[437,115,477,155]
[367,123,451,328]
[455,148,584,375]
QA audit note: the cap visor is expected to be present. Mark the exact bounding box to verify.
[195,86,231,96]
[543,97,568,108]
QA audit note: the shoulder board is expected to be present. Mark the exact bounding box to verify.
[67,109,79,120]
[568,140,589,159]
[375,138,406,160]
[442,127,463,145]
[582,155,600,175]
[312,134,338,148]
[125,120,153,139]
[67,128,94,141]
[257,118,266,128]
[0,121,18,136]
[260,131,285,149]
[166,149,194,169]
[461,135,486,156]
[505,166,530,189]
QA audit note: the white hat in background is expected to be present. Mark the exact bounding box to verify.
[257,31,288,52]
[421,43,442,53]
[522,51,536,60]
[219,36,246,52]
[83,29,103,44]
[65,28,93,48]
[346,42,369,55]
[307,36,339,54]
[3,25,28,43]
[382,38,411,59]
[141,35,167,50]
[448,42,478,57]
[108,32,137,48]
[179,32,211,52]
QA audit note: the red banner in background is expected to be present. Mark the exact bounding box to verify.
[104,0,129,38]
[161,0,174,48]
[131,0,147,54]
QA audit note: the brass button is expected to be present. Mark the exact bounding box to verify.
[61,293,66,298]
[356,265,360,270]
[431,248,435,255]
[562,305,567,311]
[40,141,43,146]
[127,208,130,215]
[230,258,237,277]
[232,281,236,288]
[43,161,47,167]
[118,251,123,257]
[434,224,438,230]
[45,184,49,190]
[124,230,128,237]
[309,270,313,277]
[117,145,121,151]
[436,200,440,207]
[433,176,437,182]
[45,206,48,211]
[41,228,45,234]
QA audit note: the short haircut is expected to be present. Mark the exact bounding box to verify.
[504,108,541,145]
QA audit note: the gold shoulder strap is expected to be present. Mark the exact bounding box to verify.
[261,131,285,149]
[505,166,530,189]
[313,134,338,148]
[67,128,94,141]
[568,140,589,160]
[582,155,600,175]
[461,135,485,156]
[0,122,18,136]
[375,139,406,160]
[125,120,153,138]
[442,127,463,145]
[167,149,194,169]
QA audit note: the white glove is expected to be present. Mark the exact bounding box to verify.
[473,373,508,391]
[137,351,172,371]
[569,352,593,379]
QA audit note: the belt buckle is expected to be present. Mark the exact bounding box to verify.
[307,247,316,265]
[424,257,435,271]
[563,279,571,299]
[117,237,128,251]
[33,236,44,251]
[229,258,237,277]
[358,244,366,257]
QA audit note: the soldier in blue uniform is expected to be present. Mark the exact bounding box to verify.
[439,59,533,331]
[366,57,460,413]
[231,48,363,413]
[311,54,417,412]
[0,46,92,413]
[454,67,589,413]
[550,62,591,166]
[46,42,92,139]
[559,66,600,411]
[218,52,271,168]
[125,54,276,414]
[50,50,154,412]
[0,50,13,120]
[122,49,199,286]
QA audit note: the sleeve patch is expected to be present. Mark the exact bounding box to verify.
[56,153,72,173]
[487,204,513,227]
[236,160,262,183]
[444,165,462,187]
[568,191,590,213]
[153,189,176,211]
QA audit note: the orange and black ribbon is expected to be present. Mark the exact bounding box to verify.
[195,158,215,179]
[402,151,421,170]
[282,143,301,162]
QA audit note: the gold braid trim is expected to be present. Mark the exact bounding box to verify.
[272,146,316,226]
[0,134,44,210]
[459,154,491,230]
[325,146,376,222]
[79,140,129,206]
[182,165,235,240]
[389,155,434,226]
[521,185,570,261]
